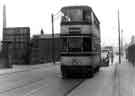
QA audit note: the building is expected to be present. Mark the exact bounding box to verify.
[30,34,61,64]
[2,27,30,65]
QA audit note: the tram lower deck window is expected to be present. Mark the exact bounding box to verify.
[61,37,92,52]
[61,38,67,51]
[83,38,92,51]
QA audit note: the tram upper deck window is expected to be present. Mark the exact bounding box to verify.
[61,9,83,22]
[61,8,92,23]
[83,10,92,24]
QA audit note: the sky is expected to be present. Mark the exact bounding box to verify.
[0,0,135,47]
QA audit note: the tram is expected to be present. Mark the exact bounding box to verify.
[60,6,102,78]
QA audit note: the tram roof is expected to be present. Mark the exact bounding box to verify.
[61,5,92,12]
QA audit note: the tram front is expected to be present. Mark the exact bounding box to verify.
[60,6,101,78]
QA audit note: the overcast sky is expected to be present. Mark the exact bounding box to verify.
[0,0,135,46]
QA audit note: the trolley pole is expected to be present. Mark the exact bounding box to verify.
[118,9,121,64]
[51,14,55,64]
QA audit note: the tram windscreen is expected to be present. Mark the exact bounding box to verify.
[61,8,92,23]
[61,37,92,52]
[69,38,82,48]
[68,37,82,52]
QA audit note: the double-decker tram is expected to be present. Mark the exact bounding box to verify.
[60,6,101,78]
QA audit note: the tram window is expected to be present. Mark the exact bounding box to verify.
[61,38,67,51]
[68,38,82,52]
[68,38,82,48]
[83,11,92,24]
[83,38,92,51]
[92,39,100,52]
[61,9,83,22]
[96,24,100,29]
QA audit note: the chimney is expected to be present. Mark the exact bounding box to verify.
[3,4,6,28]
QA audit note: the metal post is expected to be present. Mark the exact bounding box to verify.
[121,29,123,57]
[51,14,55,64]
[118,9,121,64]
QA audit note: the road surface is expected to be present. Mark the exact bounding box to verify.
[0,63,83,96]
[0,56,134,96]
[68,56,135,96]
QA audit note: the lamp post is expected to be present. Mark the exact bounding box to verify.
[51,11,61,64]
[121,29,123,57]
[51,14,55,64]
[118,9,121,64]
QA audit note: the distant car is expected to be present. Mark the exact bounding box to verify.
[101,49,110,66]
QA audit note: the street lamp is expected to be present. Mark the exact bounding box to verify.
[121,29,123,57]
[51,11,61,64]
[118,9,121,64]
[51,14,55,64]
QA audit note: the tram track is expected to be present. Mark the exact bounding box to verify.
[0,63,86,96]
[0,76,46,94]
[64,79,85,96]
[0,69,58,94]
[0,72,85,96]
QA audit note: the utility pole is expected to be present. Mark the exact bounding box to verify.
[51,14,55,64]
[121,29,123,56]
[118,9,121,64]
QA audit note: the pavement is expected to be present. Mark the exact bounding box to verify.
[115,57,135,96]
[68,56,135,96]
[0,62,60,75]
